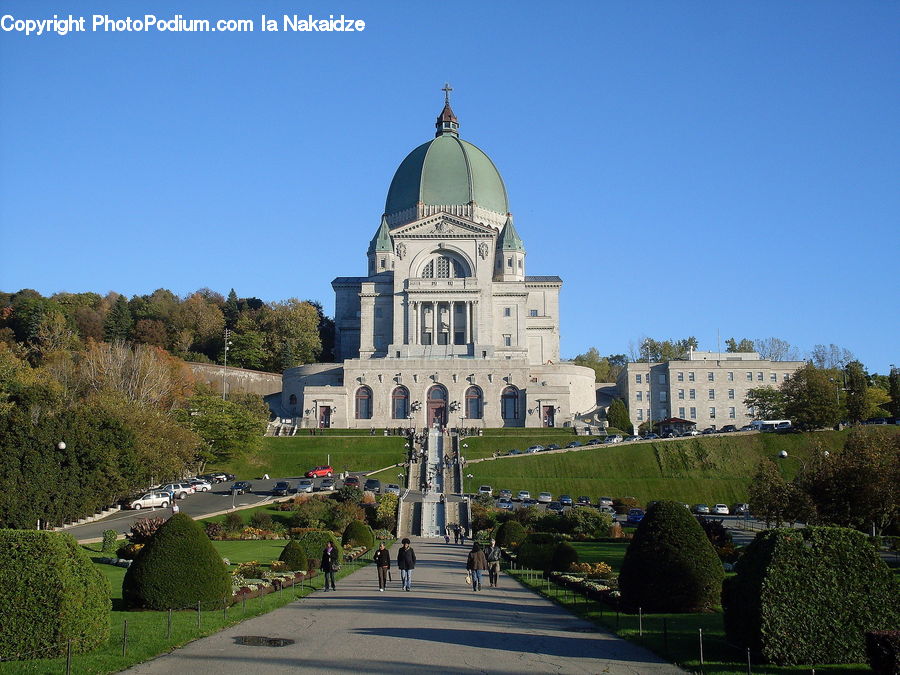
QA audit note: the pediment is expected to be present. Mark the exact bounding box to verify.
[391,212,497,238]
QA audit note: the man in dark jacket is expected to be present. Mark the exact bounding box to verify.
[466,542,488,591]
[396,538,416,591]
[321,542,339,591]
[484,538,502,587]
[373,541,391,591]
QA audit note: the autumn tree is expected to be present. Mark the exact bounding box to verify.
[755,337,800,361]
[261,299,322,370]
[780,364,841,430]
[748,458,791,527]
[810,344,854,370]
[890,367,900,418]
[172,394,267,466]
[844,361,868,424]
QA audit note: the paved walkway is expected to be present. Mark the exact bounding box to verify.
[123,538,682,674]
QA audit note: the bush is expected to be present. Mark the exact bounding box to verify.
[116,542,144,560]
[101,529,118,553]
[335,486,362,503]
[342,519,375,549]
[126,517,165,544]
[278,540,309,572]
[494,520,526,548]
[722,526,900,665]
[373,528,393,540]
[866,630,900,675]
[560,508,612,538]
[223,511,244,533]
[204,522,223,540]
[123,513,231,610]
[516,532,561,571]
[0,531,109,659]
[612,497,641,515]
[249,510,273,530]
[329,500,365,533]
[548,542,579,572]
[291,529,343,564]
[373,493,398,531]
[619,500,723,613]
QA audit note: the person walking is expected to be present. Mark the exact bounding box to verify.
[321,542,339,592]
[466,542,488,592]
[373,541,391,591]
[397,538,416,591]
[452,525,459,545]
[484,538,502,587]
[459,528,466,546]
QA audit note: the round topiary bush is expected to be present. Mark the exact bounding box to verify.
[342,519,375,549]
[516,532,561,571]
[122,513,231,610]
[619,500,724,613]
[549,541,579,572]
[0,531,110,659]
[723,526,900,666]
[494,520,526,548]
[278,540,309,572]
[292,529,343,564]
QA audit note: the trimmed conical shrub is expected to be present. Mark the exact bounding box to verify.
[549,541,579,572]
[342,519,375,549]
[122,513,231,610]
[723,526,900,665]
[278,540,309,572]
[619,500,724,612]
[516,532,561,571]
[494,520,526,547]
[0,531,110,659]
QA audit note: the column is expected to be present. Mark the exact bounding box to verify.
[464,301,471,344]
[358,284,376,357]
[432,301,438,344]
[472,300,479,343]
[449,301,455,346]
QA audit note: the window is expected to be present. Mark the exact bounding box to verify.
[421,255,466,279]
[659,374,667,384]
[690,407,697,419]
[636,374,642,384]
[688,372,695,382]
[729,407,736,419]
[708,389,715,400]
[770,373,777,382]
[660,391,667,402]
[637,409,643,421]
[507,257,512,268]
[678,407,685,418]
[746,372,753,381]
[678,389,685,400]
[501,386,519,419]
[660,408,668,418]
[709,407,716,419]
[727,371,734,381]
[689,389,696,400]
[288,394,297,405]
[757,372,763,381]
[728,389,735,399]
[379,258,385,269]
[636,391,642,401]
[529,309,538,317]
[503,307,511,317]
[503,334,512,347]
[355,386,373,420]
[708,372,715,382]
[677,372,684,382]
[392,386,409,419]
[518,259,523,269]
[465,386,483,419]
[783,373,790,381]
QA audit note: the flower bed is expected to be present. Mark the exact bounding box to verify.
[548,571,621,603]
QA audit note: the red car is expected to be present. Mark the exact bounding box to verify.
[305,465,334,478]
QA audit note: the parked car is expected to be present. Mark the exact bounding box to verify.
[559,495,574,506]
[319,477,336,491]
[209,472,235,483]
[586,438,603,446]
[692,504,710,514]
[566,441,582,448]
[188,479,212,492]
[128,492,170,510]
[598,496,613,507]
[547,501,564,513]
[597,505,615,515]
[296,479,315,493]
[731,503,750,515]
[623,435,639,442]
[499,489,513,499]
[523,497,538,506]
[604,435,623,444]
[642,433,660,440]
[272,481,294,496]
[230,481,253,495]
[538,492,552,504]
[383,483,401,496]
[626,508,645,524]
[498,497,514,510]
[526,445,544,453]
[306,465,334,478]
[546,444,560,451]
[508,449,522,455]
[681,429,701,437]
[720,425,738,433]
[740,424,754,431]
[198,473,223,484]
[364,478,382,494]
[701,428,717,435]
[576,496,591,506]
[343,476,361,487]
[478,485,493,496]
[713,504,730,515]
[516,490,531,501]
[159,483,192,500]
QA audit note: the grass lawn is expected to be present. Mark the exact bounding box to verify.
[508,570,869,674]
[460,434,606,459]
[466,430,856,506]
[0,541,372,674]
[211,435,406,479]
[570,540,629,571]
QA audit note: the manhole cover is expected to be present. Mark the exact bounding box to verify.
[234,636,295,647]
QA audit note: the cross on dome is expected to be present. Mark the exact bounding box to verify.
[442,82,453,106]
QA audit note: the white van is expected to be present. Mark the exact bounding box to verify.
[128,492,171,510]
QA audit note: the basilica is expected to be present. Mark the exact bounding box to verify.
[280,93,597,429]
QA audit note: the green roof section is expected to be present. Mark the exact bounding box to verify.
[499,214,525,252]
[368,215,393,254]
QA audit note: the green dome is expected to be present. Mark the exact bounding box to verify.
[385,134,509,218]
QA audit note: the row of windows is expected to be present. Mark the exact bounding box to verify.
[638,388,740,401]
[636,371,791,384]
[351,385,521,420]
[502,307,541,318]
[635,407,742,421]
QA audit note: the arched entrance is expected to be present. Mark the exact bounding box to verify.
[427,384,448,429]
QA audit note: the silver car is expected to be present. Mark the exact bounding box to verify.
[128,492,171,509]
[383,483,401,495]
[296,479,315,493]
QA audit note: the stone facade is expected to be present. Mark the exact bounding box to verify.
[616,351,805,430]
[280,99,596,429]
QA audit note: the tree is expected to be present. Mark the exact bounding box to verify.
[864,386,891,420]
[103,295,133,342]
[748,459,791,527]
[222,330,268,370]
[845,361,868,424]
[606,398,633,434]
[172,394,267,466]
[810,344,854,370]
[755,337,800,361]
[131,319,167,347]
[638,336,699,362]
[780,364,841,430]
[261,299,322,370]
[725,338,755,353]
[889,366,900,418]
[744,387,785,420]
[224,288,240,329]
[171,293,225,356]
[570,347,626,382]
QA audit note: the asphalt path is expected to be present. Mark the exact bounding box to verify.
[122,537,683,675]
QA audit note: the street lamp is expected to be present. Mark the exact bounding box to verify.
[466,473,473,497]
[398,472,405,488]
[222,328,233,402]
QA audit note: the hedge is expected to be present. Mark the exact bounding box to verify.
[342,519,375,549]
[122,513,231,610]
[516,532,561,571]
[619,500,724,613]
[494,520,526,548]
[722,526,900,665]
[548,542,579,572]
[278,540,309,572]
[292,529,343,566]
[0,530,109,659]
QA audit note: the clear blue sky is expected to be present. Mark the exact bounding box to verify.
[1,1,897,372]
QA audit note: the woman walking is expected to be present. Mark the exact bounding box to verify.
[321,542,339,592]
[373,541,391,591]
[466,542,488,592]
